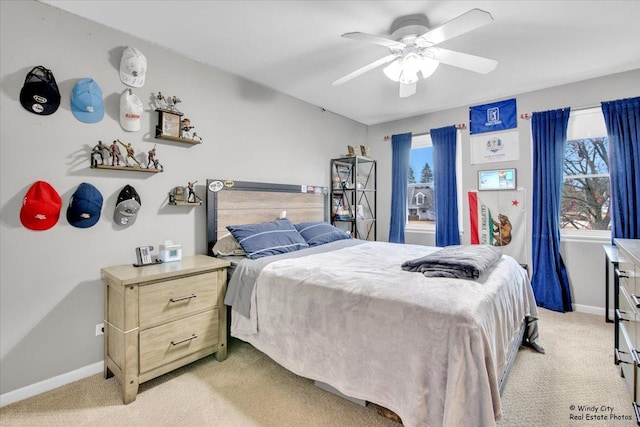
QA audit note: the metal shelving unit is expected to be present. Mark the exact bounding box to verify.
[330,156,376,241]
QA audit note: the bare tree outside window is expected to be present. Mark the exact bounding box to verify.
[561,137,610,230]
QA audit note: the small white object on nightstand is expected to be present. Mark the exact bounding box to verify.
[159,240,182,262]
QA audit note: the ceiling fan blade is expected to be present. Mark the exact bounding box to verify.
[341,32,405,50]
[399,82,416,98]
[333,53,400,86]
[430,47,497,74]
[416,8,493,47]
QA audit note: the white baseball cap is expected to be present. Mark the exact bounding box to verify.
[120,89,143,132]
[120,46,147,87]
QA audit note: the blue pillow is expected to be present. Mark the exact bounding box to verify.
[294,221,351,246]
[227,219,309,259]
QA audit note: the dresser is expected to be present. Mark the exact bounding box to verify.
[614,239,640,424]
[101,255,230,404]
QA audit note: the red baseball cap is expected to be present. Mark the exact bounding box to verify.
[20,181,62,230]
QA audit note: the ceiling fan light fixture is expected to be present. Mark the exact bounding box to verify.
[383,58,403,82]
[419,54,440,78]
[383,52,439,85]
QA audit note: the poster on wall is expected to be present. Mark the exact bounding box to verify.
[468,188,526,264]
[470,130,520,164]
[469,98,517,134]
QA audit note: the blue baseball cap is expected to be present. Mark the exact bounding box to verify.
[70,78,104,123]
[67,182,103,228]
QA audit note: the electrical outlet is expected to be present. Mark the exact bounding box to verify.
[95,323,104,336]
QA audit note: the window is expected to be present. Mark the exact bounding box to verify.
[408,135,435,227]
[407,132,462,230]
[561,108,610,231]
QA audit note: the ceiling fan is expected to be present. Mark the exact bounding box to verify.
[333,9,498,98]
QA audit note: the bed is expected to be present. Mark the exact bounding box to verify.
[205,179,540,427]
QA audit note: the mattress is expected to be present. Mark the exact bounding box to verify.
[226,241,538,427]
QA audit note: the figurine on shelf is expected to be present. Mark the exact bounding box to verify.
[117,139,141,167]
[147,145,163,171]
[169,186,185,204]
[91,140,109,167]
[154,92,169,110]
[181,118,195,139]
[154,92,183,113]
[191,132,203,143]
[187,181,201,203]
[109,140,121,166]
[170,96,182,112]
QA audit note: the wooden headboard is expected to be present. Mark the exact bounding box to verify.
[206,179,328,256]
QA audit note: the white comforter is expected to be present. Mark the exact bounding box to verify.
[231,241,538,427]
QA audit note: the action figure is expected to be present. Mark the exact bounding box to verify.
[191,132,203,143]
[91,140,108,166]
[147,145,163,170]
[109,140,121,166]
[181,118,195,139]
[155,92,169,110]
[170,96,182,113]
[117,139,141,167]
[187,181,201,203]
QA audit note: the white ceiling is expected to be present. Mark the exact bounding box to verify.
[41,1,640,125]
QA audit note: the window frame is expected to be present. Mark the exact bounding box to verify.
[560,107,610,241]
[405,131,463,233]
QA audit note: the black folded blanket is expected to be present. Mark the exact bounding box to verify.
[401,245,502,279]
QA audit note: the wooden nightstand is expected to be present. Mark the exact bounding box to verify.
[101,255,230,404]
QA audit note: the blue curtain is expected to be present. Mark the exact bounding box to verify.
[431,126,460,247]
[389,133,412,243]
[531,108,573,312]
[602,97,640,240]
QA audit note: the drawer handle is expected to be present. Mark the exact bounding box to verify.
[616,268,629,279]
[171,334,197,346]
[633,402,640,424]
[617,309,630,322]
[633,294,640,309]
[169,294,197,303]
[615,348,631,365]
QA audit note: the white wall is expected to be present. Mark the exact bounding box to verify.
[0,0,366,398]
[368,69,640,316]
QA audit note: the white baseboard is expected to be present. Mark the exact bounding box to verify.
[0,361,103,408]
[572,303,608,318]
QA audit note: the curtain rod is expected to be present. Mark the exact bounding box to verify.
[520,103,601,120]
[384,124,466,141]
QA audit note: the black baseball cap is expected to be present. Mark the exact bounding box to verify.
[20,66,61,115]
[114,185,141,226]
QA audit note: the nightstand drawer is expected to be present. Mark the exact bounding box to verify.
[139,309,219,373]
[139,271,221,328]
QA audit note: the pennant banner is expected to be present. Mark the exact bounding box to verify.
[469,98,517,134]
[468,189,526,264]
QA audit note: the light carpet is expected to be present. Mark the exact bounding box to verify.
[0,308,634,426]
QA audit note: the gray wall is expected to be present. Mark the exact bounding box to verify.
[2,0,638,401]
[368,69,640,314]
[0,1,366,396]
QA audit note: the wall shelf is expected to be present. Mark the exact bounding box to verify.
[91,164,162,173]
[168,201,202,206]
[155,134,202,145]
[154,109,202,145]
